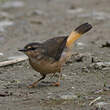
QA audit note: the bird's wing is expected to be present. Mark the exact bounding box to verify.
[42,23,92,61]
[43,36,68,61]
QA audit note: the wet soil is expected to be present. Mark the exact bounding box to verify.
[0,0,110,110]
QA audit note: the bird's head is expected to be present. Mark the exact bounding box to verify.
[18,42,43,57]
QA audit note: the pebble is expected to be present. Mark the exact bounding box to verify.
[101,41,110,48]
[60,94,77,100]
[0,53,3,56]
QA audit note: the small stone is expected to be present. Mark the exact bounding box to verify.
[60,94,77,100]
[0,53,3,56]
[0,20,14,32]
[71,87,75,89]
[75,42,86,47]
[101,41,110,48]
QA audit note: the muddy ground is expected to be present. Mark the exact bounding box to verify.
[0,0,110,110]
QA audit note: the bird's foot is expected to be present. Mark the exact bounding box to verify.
[28,83,37,88]
[52,82,60,86]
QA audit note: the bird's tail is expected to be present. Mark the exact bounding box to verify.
[66,23,92,47]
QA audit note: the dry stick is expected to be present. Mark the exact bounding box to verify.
[89,96,101,106]
[0,55,28,67]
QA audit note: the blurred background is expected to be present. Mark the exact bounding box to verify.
[0,0,110,110]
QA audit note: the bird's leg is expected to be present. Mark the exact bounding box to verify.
[52,72,62,86]
[28,74,46,88]
[49,73,56,80]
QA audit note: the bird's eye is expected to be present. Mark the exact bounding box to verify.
[31,47,36,50]
[26,46,36,51]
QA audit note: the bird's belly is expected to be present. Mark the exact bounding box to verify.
[29,58,60,74]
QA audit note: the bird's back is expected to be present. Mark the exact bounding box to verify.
[43,36,68,61]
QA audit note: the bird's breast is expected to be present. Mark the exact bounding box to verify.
[29,56,61,74]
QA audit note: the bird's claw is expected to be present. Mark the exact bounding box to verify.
[28,84,37,88]
[52,82,60,86]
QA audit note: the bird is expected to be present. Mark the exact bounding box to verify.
[19,23,92,88]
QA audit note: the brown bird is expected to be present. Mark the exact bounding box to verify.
[19,23,92,88]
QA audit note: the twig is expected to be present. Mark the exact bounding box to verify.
[89,96,101,106]
[0,55,28,67]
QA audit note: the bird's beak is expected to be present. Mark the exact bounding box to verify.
[18,48,27,52]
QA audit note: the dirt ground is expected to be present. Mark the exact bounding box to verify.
[0,0,110,110]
